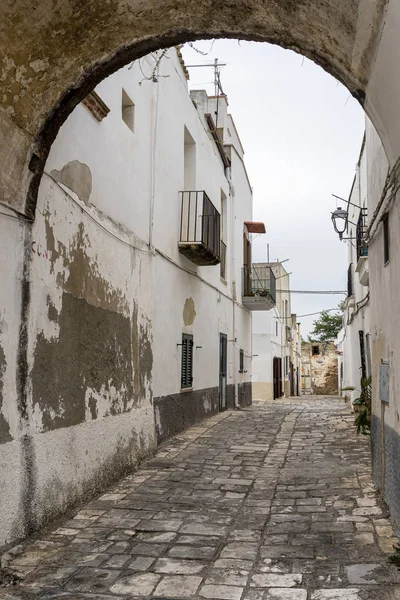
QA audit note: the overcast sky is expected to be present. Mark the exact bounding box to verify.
[182,40,365,337]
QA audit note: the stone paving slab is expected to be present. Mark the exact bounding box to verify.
[1,397,400,600]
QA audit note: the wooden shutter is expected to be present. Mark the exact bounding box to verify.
[181,334,194,388]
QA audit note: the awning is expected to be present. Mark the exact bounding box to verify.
[244,221,266,234]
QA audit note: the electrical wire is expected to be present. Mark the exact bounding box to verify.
[0,201,33,222]
[276,290,346,295]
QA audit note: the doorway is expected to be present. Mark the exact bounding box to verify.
[273,356,283,399]
[219,333,228,411]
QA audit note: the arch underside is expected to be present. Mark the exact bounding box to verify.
[0,0,389,215]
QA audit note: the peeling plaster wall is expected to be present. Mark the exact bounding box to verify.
[0,49,254,547]
[301,342,338,396]
[0,210,26,544]
[0,0,395,219]
[0,175,157,547]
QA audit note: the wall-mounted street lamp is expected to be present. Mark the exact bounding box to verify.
[331,207,349,241]
[330,194,365,242]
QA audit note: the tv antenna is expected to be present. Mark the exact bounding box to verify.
[185,58,227,97]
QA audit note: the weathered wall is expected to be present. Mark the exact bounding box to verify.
[0,49,255,548]
[301,342,339,395]
[154,387,219,443]
[0,175,157,548]
[0,0,396,220]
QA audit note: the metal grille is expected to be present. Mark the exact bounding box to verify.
[181,333,193,389]
[347,264,353,297]
[356,209,368,260]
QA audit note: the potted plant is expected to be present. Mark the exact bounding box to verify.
[353,376,372,434]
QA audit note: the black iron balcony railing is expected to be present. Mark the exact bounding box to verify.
[356,209,368,260]
[242,265,276,303]
[220,240,227,279]
[179,191,221,266]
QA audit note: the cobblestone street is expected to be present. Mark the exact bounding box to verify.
[2,397,400,600]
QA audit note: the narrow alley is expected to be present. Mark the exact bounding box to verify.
[1,398,399,600]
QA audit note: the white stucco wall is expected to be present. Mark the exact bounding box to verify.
[0,49,255,547]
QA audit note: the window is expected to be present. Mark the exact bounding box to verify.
[181,333,193,389]
[383,214,390,265]
[239,349,244,373]
[312,345,320,356]
[276,321,278,337]
[122,89,135,132]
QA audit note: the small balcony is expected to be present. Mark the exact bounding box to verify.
[242,265,276,311]
[178,191,221,266]
[356,209,369,286]
[356,209,368,260]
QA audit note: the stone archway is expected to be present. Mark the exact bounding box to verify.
[1,0,398,219]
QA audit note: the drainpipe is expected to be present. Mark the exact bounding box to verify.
[226,167,239,408]
[148,72,160,250]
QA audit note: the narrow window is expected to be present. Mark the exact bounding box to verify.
[276,321,278,337]
[239,349,244,373]
[122,89,135,132]
[383,214,390,265]
[181,333,193,389]
[312,345,320,356]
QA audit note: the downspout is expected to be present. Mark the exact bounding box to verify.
[226,166,239,408]
[148,76,160,250]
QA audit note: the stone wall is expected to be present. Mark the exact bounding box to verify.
[301,342,339,395]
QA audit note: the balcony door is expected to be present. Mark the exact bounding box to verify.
[219,334,228,411]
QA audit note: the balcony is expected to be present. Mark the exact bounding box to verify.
[356,209,368,260]
[356,209,369,286]
[178,191,221,266]
[242,265,276,311]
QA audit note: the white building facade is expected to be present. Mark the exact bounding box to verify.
[340,117,400,529]
[339,136,372,404]
[0,49,258,547]
[252,263,300,400]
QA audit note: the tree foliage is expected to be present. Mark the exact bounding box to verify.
[309,305,343,342]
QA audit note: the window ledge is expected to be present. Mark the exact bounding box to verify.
[180,387,193,393]
[220,277,228,285]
